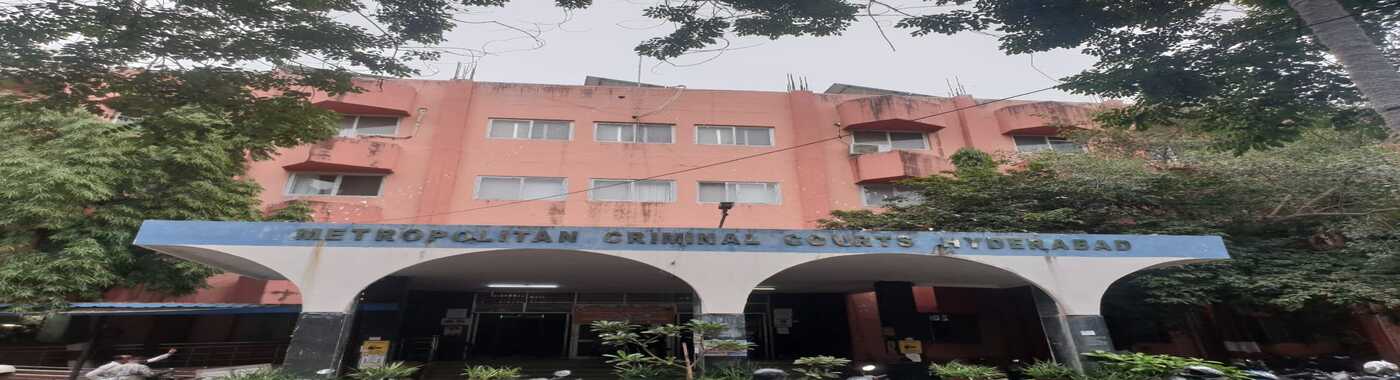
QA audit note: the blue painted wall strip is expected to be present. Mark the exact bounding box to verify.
[134,220,1229,259]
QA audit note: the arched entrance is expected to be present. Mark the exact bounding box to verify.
[740,254,1054,370]
[348,249,699,367]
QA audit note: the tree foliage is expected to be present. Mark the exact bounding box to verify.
[821,130,1400,311]
[0,106,313,311]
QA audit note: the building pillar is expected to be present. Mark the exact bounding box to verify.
[1032,288,1114,373]
[283,312,357,376]
[697,313,748,368]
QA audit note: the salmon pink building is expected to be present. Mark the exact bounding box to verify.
[6,77,1395,379]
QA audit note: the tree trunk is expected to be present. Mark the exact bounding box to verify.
[1288,0,1400,136]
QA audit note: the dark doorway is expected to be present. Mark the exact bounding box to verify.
[472,313,568,358]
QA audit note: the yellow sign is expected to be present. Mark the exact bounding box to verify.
[897,338,922,355]
[361,340,389,355]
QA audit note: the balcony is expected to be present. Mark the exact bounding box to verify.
[282,138,401,174]
[835,95,947,133]
[271,199,384,223]
[851,150,954,183]
[995,101,1096,135]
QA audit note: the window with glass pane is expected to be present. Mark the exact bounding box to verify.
[354,117,399,136]
[337,175,384,196]
[852,131,927,152]
[477,176,566,200]
[1013,135,1081,153]
[590,179,674,202]
[488,119,570,140]
[737,127,772,146]
[596,124,628,142]
[287,173,384,196]
[698,182,728,202]
[337,116,359,137]
[861,183,920,206]
[337,116,400,137]
[697,126,771,146]
[522,178,566,199]
[1048,137,1083,152]
[288,174,338,195]
[641,124,673,143]
[697,181,778,204]
[590,180,632,201]
[889,132,927,149]
[634,180,673,202]
[477,177,521,200]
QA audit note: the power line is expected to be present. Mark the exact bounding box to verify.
[364,0,1398,223]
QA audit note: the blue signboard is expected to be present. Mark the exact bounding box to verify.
[134,220,1228,259]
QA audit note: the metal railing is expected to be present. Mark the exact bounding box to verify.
[100,341,289,368]
[0,345,73,366]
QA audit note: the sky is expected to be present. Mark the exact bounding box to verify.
[378,1,1101,102]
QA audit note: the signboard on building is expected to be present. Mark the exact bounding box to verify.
[573,304,676,324]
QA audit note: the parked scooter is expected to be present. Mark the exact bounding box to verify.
[525,369,572,380]
[1353,361,1400,380]
[1170,365,1230,380]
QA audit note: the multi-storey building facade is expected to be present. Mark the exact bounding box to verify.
[13,78,1393,377]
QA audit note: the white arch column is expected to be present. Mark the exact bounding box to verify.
[610,251,834,363]
[968,256,1207,371]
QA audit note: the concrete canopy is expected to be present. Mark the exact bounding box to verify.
[133,221,1229,316]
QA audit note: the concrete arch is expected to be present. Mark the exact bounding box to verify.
[256,246,708,313]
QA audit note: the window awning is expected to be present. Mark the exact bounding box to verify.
[0,303,396,316]
[312,100,411,117]
[843,119,946,133]
[282,161,393,174]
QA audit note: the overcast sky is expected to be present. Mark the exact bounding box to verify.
[380,1,1099,101]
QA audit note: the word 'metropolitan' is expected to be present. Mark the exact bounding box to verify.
[292,228,1134,252]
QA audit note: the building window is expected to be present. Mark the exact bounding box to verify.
[1012,135,1082,153]
[698,181,780,204]
[285,173,384,196]
[338,116,400,137]
[850,131,928,153]
[488,119,572,141]
[589,179,676,202]
[476,176,567,201]
[696,126,774,147]
[860,183,921,207]
[595,123,674,144]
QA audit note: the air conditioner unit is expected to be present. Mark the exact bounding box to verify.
[850,144,891,155]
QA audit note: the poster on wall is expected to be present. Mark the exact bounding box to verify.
[357,340,390,369]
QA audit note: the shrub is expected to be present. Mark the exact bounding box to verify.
[350,362,420,380]
[1081,351,1246,380]
[222,369,297,380]
[929,361,1005,380]
[1021,360,1073,380]
[461,365,520,380]
[700,363,754,380]
[792,356,851,379]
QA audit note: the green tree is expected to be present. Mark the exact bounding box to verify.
[0,106,313,311]
[821,130,1400,311]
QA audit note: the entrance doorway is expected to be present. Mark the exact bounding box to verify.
[471,313,569,358]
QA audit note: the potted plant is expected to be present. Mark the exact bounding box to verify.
[462,365,521,380]
[1020,360,1073,380]
[592,319,755,380]
[792,356,851,380]
[929,361,1005,380]
[350,362,420,380]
